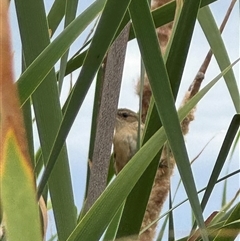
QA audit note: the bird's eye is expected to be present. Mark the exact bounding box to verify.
[122,112,128,118]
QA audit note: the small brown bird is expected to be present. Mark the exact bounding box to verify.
[113,108,144,174]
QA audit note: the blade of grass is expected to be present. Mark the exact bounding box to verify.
[166,0,202,97]
[198,6,240,112]
[115,0,182,236]
[213,203,240,241]
[37,0,132,197]
[67,126,167,240]
[71,57,240,240]
[47,0,66,36]
[156,215,169,241]
[21,55,35,170]
[212,189,240,225]
[154,173,240,241]
[103,202,125,241]
[17,0,107,106]
[168,190,175,241]
[229,130,240,159]
[115,151,162,239]
[116,0,221,238]
[1,131,42,241]
[191,115,240,230]
[128,1,208,240]
[65,58,238,241]
[0,2,42,238]
[58,0,79,93]
[14,0,77,239]
[22,99,34,166]
[20,54,36,169]
[64,1,175,77]
[64,0,217,77]
[139,60,239,235]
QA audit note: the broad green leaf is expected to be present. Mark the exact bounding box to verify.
[115,0,178,236]
[67,56,234,240]
[117,0,212,236]
[64,60,237,241]
[198,6,240,112]
[14,0,77,238]
[127,1,208,240]
[64,0,217,77]
[116,151,161,239]
[37,0,132,197]
[166,0,200,97]
[17,0,107,106]
[64,1,175,76]
[65,39,239,241]
[0,2,42,239]
[1,130,42,241]
[67,121,167,241]
[142,59,239,239]
[116,0,227,238]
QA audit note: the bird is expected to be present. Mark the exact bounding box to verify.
[113,108,144,174]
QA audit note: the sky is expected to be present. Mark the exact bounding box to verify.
[9,0,240,240]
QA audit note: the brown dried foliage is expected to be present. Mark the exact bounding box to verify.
[0,0,28,160]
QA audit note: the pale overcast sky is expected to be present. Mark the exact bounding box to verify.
[9,0,239,239]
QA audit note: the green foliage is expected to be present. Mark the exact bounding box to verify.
[1,131,42,241]
[1,0,239,241]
